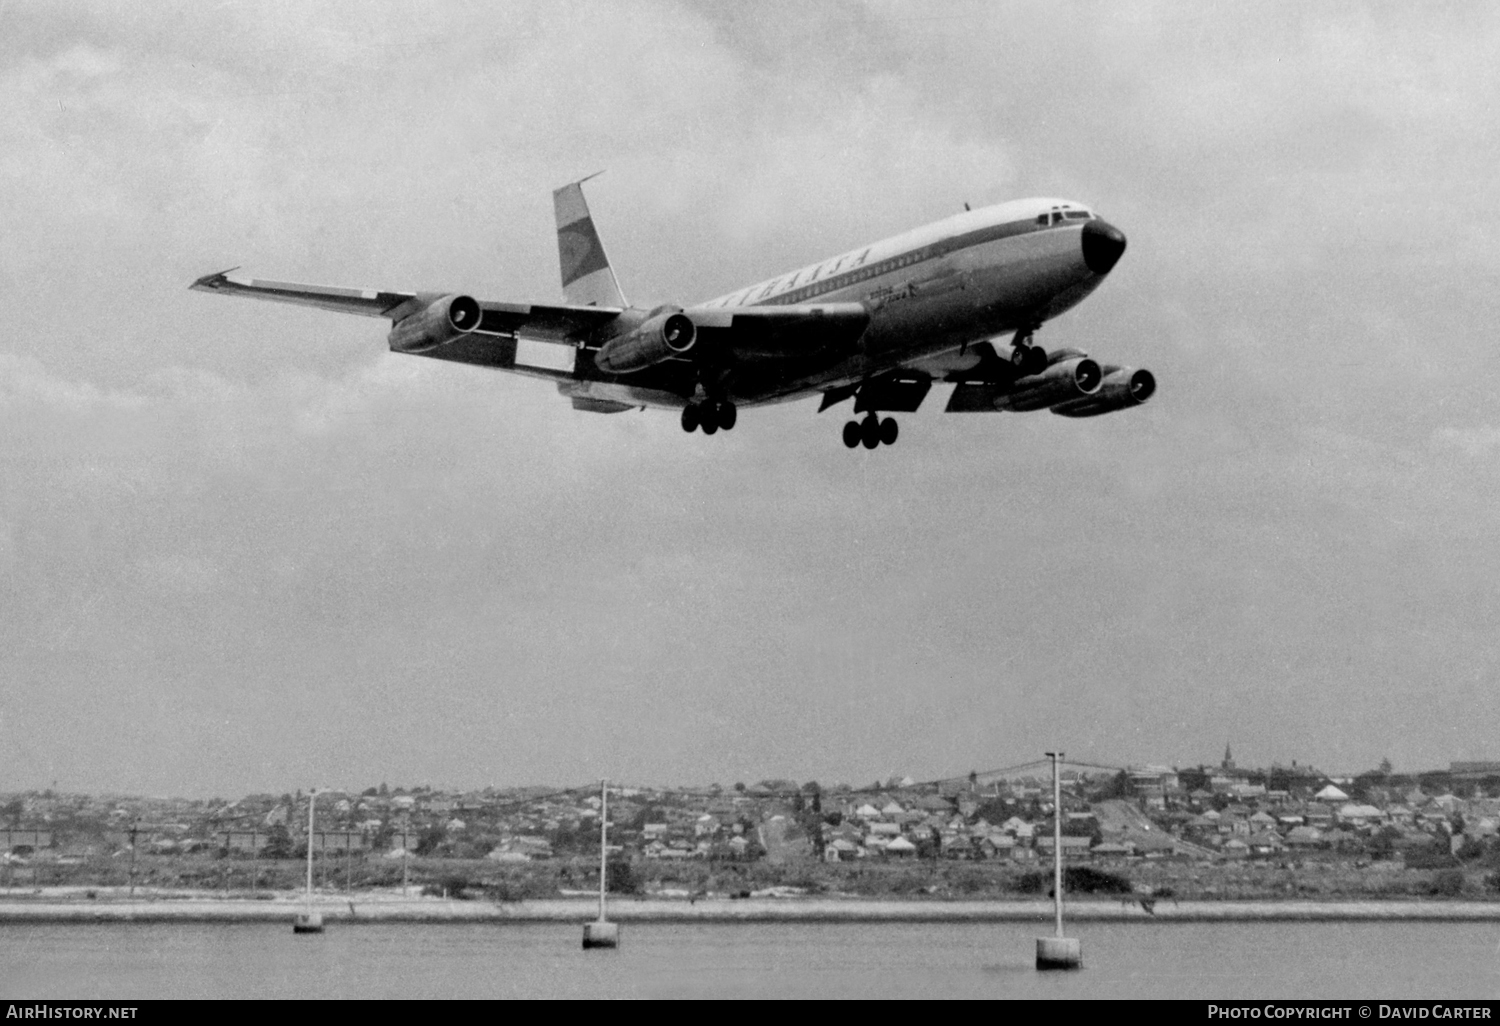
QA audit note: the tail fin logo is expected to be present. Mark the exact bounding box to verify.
[558,218,611,288]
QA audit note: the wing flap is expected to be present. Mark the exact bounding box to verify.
[478,301,623,341]
[687,302,870,358]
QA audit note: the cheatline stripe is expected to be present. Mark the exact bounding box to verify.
[749,216,1056,309]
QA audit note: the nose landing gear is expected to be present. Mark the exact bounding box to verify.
[843,413,899,449]
[681,399,737,435]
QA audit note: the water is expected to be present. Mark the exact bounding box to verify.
[4,921,1500,999]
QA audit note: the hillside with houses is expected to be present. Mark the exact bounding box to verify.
[5,752,1500,898]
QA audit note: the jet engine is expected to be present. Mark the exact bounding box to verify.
[1050,366,1156,417]
[387,294,483,354]
[996,357,1102,411]
[593,307,696,374]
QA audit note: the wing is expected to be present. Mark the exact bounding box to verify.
[190,269,624,360]
[189,268,415,317]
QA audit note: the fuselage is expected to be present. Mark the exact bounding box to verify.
[549,197,1124,411]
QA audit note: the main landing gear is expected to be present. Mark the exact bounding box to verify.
[843,412,899,450]
[1011,329,1049,376]
[681,399,737,435]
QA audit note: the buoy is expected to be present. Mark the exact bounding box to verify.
[1035,751,1081,971]
[293,910,324,934]
[1035,935,1080,969]
[581,920,619,949]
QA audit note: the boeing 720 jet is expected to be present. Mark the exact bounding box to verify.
[191,179,1152,448]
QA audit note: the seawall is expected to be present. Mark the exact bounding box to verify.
[3,896,1500,924]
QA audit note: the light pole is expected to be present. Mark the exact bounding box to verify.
[582,779,619,949]
[401,813,410,898]
[128,818,139,898]
[1036,753,1080,970]
[293,789,324,934]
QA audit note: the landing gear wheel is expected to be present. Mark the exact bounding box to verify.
[879,416,899,446]
[701,408,719,436]
[717,401,737,431]
[1011,341,1048,376]
[681,404,700,433]
[842,421,860,448]
[861,414,881,450]
[1010,342,1030,368]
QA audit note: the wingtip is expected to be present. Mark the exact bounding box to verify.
[189,266,240,291]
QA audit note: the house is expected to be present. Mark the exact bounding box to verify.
[1246,830,1284,854]
[1337,804,1384,827]
[884,836,918,857]
[1284,826,1325,847]
[1313,784,1350,803]
[825,838,859,862]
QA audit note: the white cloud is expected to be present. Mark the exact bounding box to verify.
[1433,425,1500,458]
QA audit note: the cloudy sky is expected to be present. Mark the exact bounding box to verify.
[2,1,1498,798]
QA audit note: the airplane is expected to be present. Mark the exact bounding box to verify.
[191,178,1152,449]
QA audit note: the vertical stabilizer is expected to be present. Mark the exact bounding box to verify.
[553,177,627,308]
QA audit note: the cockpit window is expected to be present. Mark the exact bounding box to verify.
[1036,214,1048,226]
[1063,210,1092,220]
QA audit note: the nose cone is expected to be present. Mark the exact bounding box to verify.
[1081,219,1127,275]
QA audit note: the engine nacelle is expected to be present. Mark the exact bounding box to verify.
[593,307,696,375]
[995,357,1102,411]
[387,294,483,354]
[1050,366,1156,417]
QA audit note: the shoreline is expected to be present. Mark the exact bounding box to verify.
[4,894,1500,923]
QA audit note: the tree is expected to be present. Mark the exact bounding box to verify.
[1378,757,1393,777]
[1177,767,1210,793]
[1094,771,1136,802]
[262,824,292,860]
[606,860,638,894]
[414,825,445,857]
